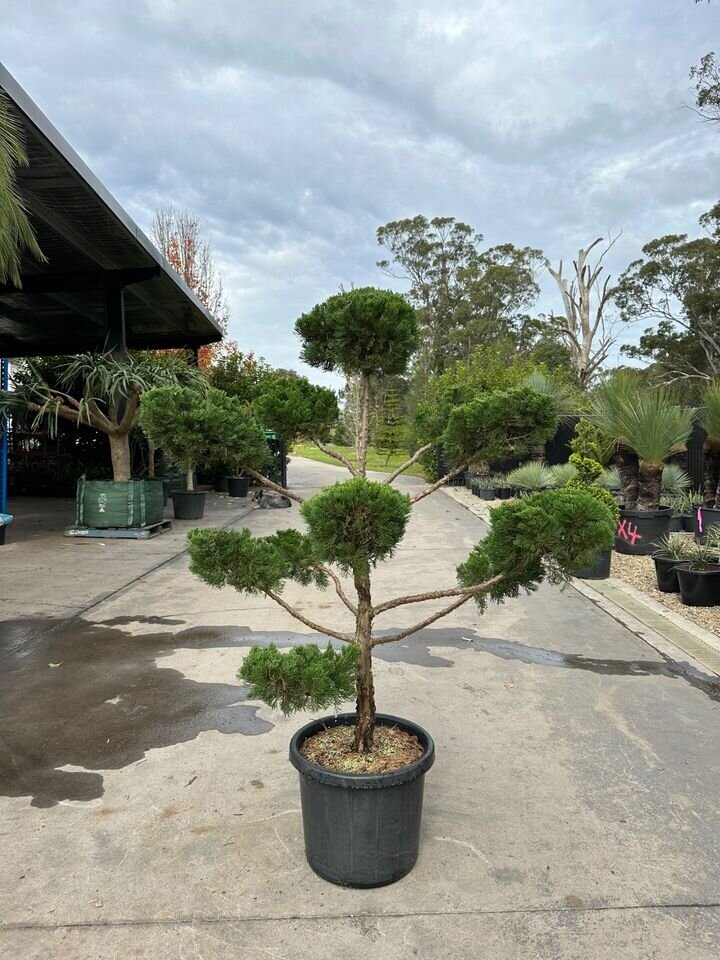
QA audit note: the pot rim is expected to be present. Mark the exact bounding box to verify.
[619,505,672,518]
[172,490,207,497]
[678,564,720,576]
[289,712,435,789]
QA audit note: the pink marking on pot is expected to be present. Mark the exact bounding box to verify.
[697,506,703,533]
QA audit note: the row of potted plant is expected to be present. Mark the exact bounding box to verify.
[653,531,720,606]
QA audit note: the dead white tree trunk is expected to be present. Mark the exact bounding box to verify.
[548,236,618,388]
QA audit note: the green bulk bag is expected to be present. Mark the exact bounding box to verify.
[75,478,165,529]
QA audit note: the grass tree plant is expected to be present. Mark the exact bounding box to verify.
[187,288,616,755]
[700,381,720,508]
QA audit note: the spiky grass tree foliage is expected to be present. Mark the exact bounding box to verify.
[187,288,616,755]
[589,375,695,511]
[549,462,578,487]
[140,386,267,492]
[700,381,720,507]
[507,461,556,491]
[661,464,691,496]
[0,90,45,286]
[0,352,202,481]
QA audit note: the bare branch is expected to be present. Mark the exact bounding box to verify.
[266,591,354,643]
[374,577,503,615]
[243,467,303,503]
[383,442,435,485]
[317,565,358,615]
[311,437,360,476]
[371,575,505,646]
[411,463,468,504]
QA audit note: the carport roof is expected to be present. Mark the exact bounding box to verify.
[0,63,224,358]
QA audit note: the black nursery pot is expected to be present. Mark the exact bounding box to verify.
[227,476,251,498]
[289,713,435,888]
[574,548,611,580]
[676,566,720,607]
[480,488,496,501]
[615,506,672,556]
[172,490,207,520]
[668,513,683,534]
[653,556,688,594]
[696,507,720,544]
[497,487,512,500]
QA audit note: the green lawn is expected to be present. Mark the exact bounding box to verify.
[292,442,427,479]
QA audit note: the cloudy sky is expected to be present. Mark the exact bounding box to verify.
[2,1,719,384]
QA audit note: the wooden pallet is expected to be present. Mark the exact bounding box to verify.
[64,519,173,540]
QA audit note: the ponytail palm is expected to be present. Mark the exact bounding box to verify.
[700,381,720,507]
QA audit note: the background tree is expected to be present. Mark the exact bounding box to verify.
[548,237,620,388]
[207,349,273,406]
[374,386,405,465]
[616,205,720,391]
[188,288,614,754]
[0,89,44,286]
[152,205,231,367]
[1,352,202,481]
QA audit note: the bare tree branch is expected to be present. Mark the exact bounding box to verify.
[243,467,304,503]
[317,565,358,615]
[371,575,504,646]
[411,463,468,503]
[383,442,435,485]
[266,591,354,643]
[373,576,503,615]
[311,437,360,476]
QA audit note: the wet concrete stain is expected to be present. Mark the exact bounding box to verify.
[2,616,720,808]
[0,619,273,808]
[465,636,720,704]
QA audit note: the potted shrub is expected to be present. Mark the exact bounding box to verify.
[186,287,616,888]
[223,413,272,499]
[565,420,620,580]
[676,489,704,533]
[507,460,556,493]
[1,352,202,530]
[652,533,692,594]
[676,539,720,607]
[141,386,268,520]
[589,375,696,556]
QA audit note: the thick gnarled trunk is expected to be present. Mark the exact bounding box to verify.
[635,462,662,512]
[108,432,132,482]
[703,445,720,508]
[616,447,639,510]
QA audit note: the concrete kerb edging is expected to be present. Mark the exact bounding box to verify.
[442,485,720,678]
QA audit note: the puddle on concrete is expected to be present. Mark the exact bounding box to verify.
[0,619,273,808]
[465,636,720,704]
[2,617,719,808]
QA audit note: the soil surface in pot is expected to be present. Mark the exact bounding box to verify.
[301,724,423,774]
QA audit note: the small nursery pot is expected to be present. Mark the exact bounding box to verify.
[214,475,229,494]
[227,476,251,498]
[289,713,435,888]
[172,490,207,520]
[653,556,688,594]
[668,513,684,534]
[695,507,720,544]
[480,488,496,501]
[574,548,611,581]
[497,487,512,500]
[682,513,696,533]
[615,506,672,556]
[676,565,720,607]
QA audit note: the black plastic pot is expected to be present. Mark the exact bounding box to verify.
[227,476,251,498]
[480,489,496,501]
[668,513,683,533]
[289,713,435,888]
[497,487,512,500]
[574,548,611,580]
[172,490,207,520]
[682,513,696,533]
[653,556,688,593]
[0,526,6,546]
[615,506,672,556]
[696,507,720,544]
[214,476,229,494]
[676,565,720,606]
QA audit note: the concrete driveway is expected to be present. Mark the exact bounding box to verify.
[1,458,719,958]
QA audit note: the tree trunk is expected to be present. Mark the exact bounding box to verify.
[357,373,371,477]
[635,462,662,512]
[703,445,720,508]
[352,567,375,753]
[108,432,132,482]
[616,447,639,510]
[186,466,195,492]
[148,440,156,479]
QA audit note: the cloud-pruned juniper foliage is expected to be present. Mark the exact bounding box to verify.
[187,287,616,753]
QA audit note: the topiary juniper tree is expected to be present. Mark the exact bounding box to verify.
[188,287,616,753]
